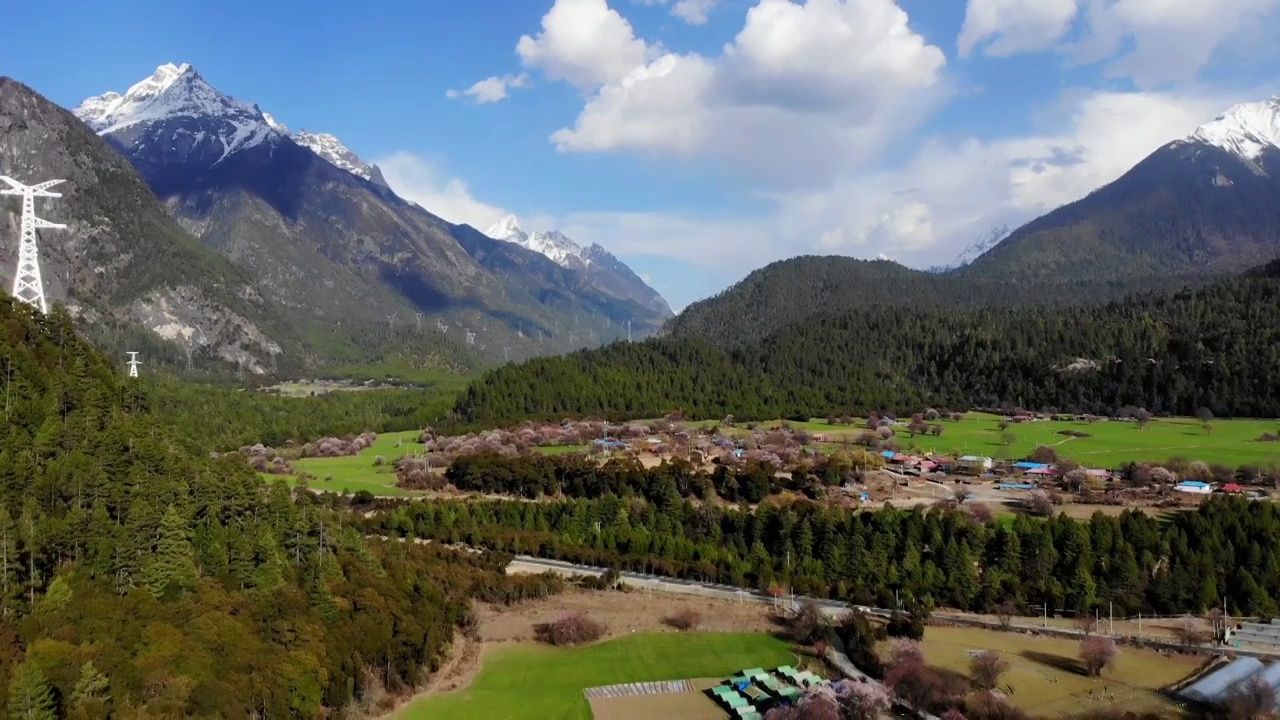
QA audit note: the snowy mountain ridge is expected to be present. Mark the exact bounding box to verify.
[291,130,388,187]
[486,214,591,268]
[929,224,1012,273]
[74,63,282,164]
[1182,96,1280,161]
[485,215,673,317]
[74,63,386,185]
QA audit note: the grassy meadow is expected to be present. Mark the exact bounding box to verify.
[900,626,1205,717]
[284,430,423,497]
[399,633,794,720]
[727,413,1280,468]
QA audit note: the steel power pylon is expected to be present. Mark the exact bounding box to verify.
[126,352,141,378]
[1,177,66,314]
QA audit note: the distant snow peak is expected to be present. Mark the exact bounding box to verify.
[1186,96,1280,161]
[485,215,589,268]
[290,129,386,186]
[262,113,288,134]
[73,62,284,163]
[487,214,528,243]
[930,224,1012,272]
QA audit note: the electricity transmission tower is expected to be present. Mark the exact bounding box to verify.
[503,346,511,362]
[386,312,398,330]
[465,329,475,346]
[1,177,66,314]
[414,311,424,332]
[126,352,141,378]
[436,317,448,332]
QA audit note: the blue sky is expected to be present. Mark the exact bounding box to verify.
[4,0,1280,310]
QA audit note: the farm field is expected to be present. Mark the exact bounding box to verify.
[902,626,1205,717]
[399,633,794,720]
[732,413,1280,468]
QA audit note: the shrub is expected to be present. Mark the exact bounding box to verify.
[969,650,1010,691]
[534,611,606,646]
[662,608,702,631]
[1080,636,1116,676]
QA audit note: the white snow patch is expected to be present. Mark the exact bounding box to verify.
[1183,96,1280,161]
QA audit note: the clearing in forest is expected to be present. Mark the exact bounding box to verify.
[399,633,794,720]
[285,429,422,496]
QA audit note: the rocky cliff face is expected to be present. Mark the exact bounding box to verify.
[0,76,291,373]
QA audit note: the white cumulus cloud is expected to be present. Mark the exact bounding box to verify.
[958,0,1280,88]
[445,73,530,104]
[524,0,949,187]
[636,0,720,24]
[376,152,508,231]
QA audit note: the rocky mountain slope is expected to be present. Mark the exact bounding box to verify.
[0,75,299,373]
[485,214,672,318]
[962,95,1280,282]
[70,63,669,366]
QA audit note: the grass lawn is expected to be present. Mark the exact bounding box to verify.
[283,430,424,497]
[401,633,795,720]
[733,414,1280,469]
[534,444,590,455]
[902,626,1206,717]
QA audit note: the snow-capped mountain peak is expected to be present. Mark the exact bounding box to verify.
[290,129,388,187]
[929,224,1011,273]
[73,62,283,164]
[487,214,529,244]
[1186,96,1280,161]
[262,113,289,134]
[528,230,585,267]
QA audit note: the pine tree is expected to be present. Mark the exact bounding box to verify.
[71,660,110,702]
[143,505,198,599]
[6,661,55,720]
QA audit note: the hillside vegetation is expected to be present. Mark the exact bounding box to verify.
[456,264,1280,425]
[0,298,558,717]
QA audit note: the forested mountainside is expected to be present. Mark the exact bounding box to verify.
[0,297,557,717]
[663,256,1214,349]
[960,126,1280,283]
[455,262,1280,425]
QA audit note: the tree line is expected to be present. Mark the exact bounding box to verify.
[0,299,560,717]
[363,493,1280,619]
[454,265,1280,425]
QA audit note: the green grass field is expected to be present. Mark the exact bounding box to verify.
[400,633,795,720]
[737,414,1280,469]
[284,430,424,497]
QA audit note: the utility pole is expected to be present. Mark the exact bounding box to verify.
[1,177,66,314]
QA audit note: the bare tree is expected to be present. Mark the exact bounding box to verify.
[1075,614,1098,635]
[969,650,1010,691]
[1207,608,1228,644]
[1135,408,1152,429]
[1025,491,1054,517]
[995,601,1018,630]
[662,608,702,631]
[534,611,606,646]
[1030,445,1059,464]
[1063,468,1089,493]
[1175,616,1207,648]
[1080,636,1116,676]
[965,502,995,525]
